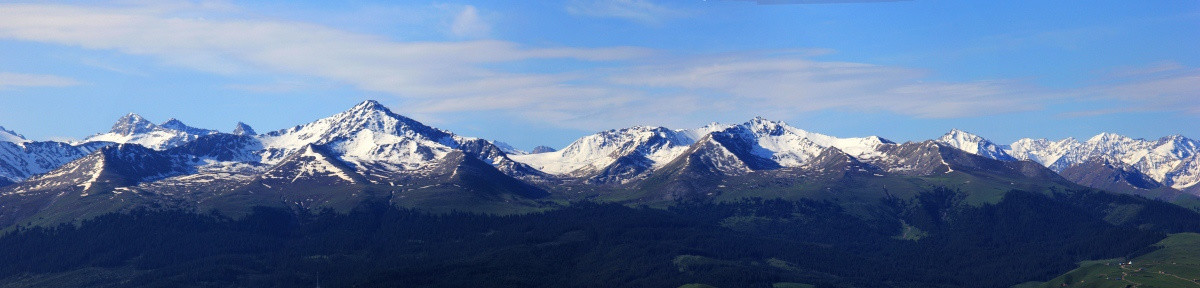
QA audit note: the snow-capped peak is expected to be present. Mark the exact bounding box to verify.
[512,125,696,175]
[713,117,891,166]
[262,100,451,146]
[0,126,30,144]
[1154,134,1198,159]
[936,129,1016,161]
[84,114,219,150]
[1006,132,1200,190]
[160,118,188,130]
[109,113,157,136]
[256,100,458,167]
[530,146,557,154]
[1087,132,1136,144]
[232,122,257,136]
[1006,137,1081,167]
[161,118,218,135]
[511,117,894,177]
[491,140,527,155]
[746,116,785,134]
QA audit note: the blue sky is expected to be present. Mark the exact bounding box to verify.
[0,0,1197,149]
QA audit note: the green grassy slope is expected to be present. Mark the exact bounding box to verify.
[1032,233,1200,288]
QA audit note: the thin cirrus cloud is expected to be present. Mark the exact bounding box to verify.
[1066,63,1200,116]
[0,1,1186,132]
[609,54,1048,119]
[0,3,651,97]
[0,72,79,89]
[450,5,490,38]
[565,0,689,23]
[731,0,911,4]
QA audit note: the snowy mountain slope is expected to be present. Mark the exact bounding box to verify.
[454,137,550,181]
[668,134,755,177]
[868,141,953,176]
[1006,137,1080,167]
[232,122,257,136]
[83,114,217,150]
[512,126,695,178]
[1007,133,1200,191]
[1060,156,1163,192]
[258,101,456,164]
[709,117,891,168]
[170,133,263,163]
[491,141,526,155]
[0,140,110,184]
[802,147,884,179]
[161,118,218,136]
[736,117,893,163]
[511,117,892,183]
[936,129,1017,161]
[0,144,193,196]
[256,101,545,182]
[259,144,365,187]
[0,126,29,144]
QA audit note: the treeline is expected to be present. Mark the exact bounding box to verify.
[0,188,1193,287]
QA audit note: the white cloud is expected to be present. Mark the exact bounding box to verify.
[0,2,1096,132]
[610,54,1048,118]
[0,72,79,88]
[1069,63,1200,115]
[566,0,687,23]
[0,3,651,97]
[451,5,490,38]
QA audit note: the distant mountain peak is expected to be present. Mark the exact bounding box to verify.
[267,99,450,143]
[939,129,984,142]
[0,126,29,143]
[349,100,389,113]
[159,118,189,130]
[530,146,557,154]
[936,129,1016,161]
[159,118,216,135]
[109,113,157,136]
[1088,132,1133,143]
[491,140,526,155]
[232,122,256,136]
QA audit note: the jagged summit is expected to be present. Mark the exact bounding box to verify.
[160,118,186,128]
[109,113,157,136]
[350,99,384,109]
[161,118,217,135]
[232,122,256,136]
[85,114,216,150]
[530,146,557,154]
[936,129,1016,161]
[1087,132,1139,144]
[491,140,526,155]
[513,125,694,177]
[252,100,546,183]
[262,100,450,146]
[0,126,29,143]
[511,117,893,182]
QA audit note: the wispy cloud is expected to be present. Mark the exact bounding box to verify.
[0,72,79,88]
[566,0,688,23]
[1068,62,1200,115]
[0,3,651,97]
[610,53,1048,119]
[450,5,490,38]
[730,0,910,4]
[0,1,1155,133]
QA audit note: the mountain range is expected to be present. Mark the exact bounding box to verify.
[1,100,1198,227]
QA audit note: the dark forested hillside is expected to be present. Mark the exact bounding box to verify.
[0,187,1193,288]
